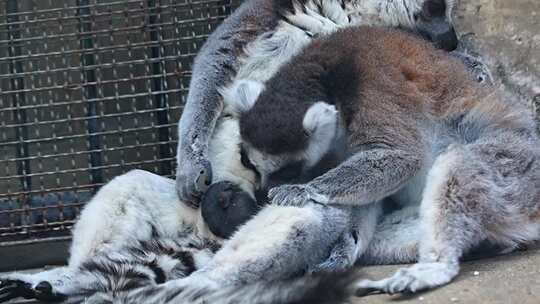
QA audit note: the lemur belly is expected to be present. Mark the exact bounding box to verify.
[389,136,445,207]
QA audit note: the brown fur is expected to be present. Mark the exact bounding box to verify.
[241,26,531,155]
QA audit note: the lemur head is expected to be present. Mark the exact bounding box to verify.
[222,80,342,190]
[200,113,261,239]
[345,0,458,51]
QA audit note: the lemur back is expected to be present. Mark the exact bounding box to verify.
[240,26,526,158]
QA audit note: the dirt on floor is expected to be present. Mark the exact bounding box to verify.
[352,244,540,304]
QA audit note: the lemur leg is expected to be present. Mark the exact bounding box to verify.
[357,138,540,294]
[198,204,350,283]
[360,205,421,265]
[115,204,351,302]
[1,170,196,302]
[310,203,382,273]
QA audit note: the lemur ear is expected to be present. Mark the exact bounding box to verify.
[302,102,338,135]
[221,80,264,114]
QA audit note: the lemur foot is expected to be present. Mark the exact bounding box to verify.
[268,184,328,207]
[176,157,213,208]
[355,262,459,295]
[0,279,66,302]
[309,231,358,274]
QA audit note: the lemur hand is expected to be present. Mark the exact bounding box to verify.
[176,153,212,208]
[268,184,328,207]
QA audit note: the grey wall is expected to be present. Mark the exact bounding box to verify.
[455,0,539,128]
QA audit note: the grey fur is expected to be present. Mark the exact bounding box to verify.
[0,170,432,303]
[236,26,540,294]
[0,1,499,302]
[176,0,465,205]
[175,0,279,206]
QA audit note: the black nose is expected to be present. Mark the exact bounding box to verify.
[433,26,458,51]
[201,181,259,239]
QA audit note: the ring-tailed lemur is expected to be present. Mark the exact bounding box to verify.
[0,116,257,302]
[228,26,540,294]
[177,0,490,275]
[0,116,358,303]
[0,117,376,303]
[0,0,494,302]
[175,0,473,207]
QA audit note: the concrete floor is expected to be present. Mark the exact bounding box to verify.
[3,245,539,303]
[356,245,540,304]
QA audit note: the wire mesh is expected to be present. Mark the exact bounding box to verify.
[0,0,237,245]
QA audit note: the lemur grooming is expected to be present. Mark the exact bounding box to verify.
[0,0,495,302]
[228,26,540,294]
[174,0,491,206]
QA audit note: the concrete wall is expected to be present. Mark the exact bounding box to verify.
[455,0,540,128]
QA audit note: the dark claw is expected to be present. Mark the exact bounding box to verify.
[0,279,66,303]
[34,281,66,302]
[35,281,52,294]
[195,162,213,192]
[0,280,31,302]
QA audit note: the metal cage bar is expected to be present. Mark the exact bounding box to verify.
[0,0,237,269]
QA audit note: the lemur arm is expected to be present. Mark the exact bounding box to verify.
[176,0,278,206]
[269,146,423,207]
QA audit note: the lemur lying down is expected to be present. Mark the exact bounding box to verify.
[0,116,262,302]
[0,118,363,303]
[229,25,540,294]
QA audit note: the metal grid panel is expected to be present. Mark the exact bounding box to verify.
[0,0,236,245]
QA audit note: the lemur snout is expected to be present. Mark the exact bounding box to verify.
[201,181,259,239]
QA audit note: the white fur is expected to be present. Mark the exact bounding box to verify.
[208,117,258,196]
[69,170,201,267]
[303,102,339,167]
[70,117,254,267]
[220,80,264,115]
[235,21,312,83]
[210,205,322,268]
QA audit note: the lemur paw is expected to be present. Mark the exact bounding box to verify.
[176,157,213,208]
[355,262,459,295]
[285,0,348,37]
[0,279,65,302]
[309,231,358,274]
[268,184,328,207]
[268,184,311,207]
